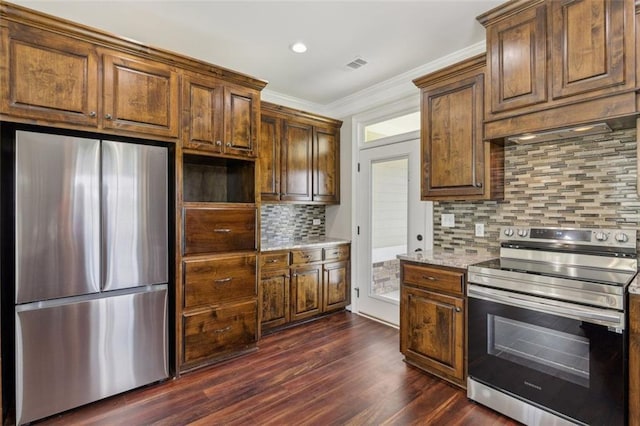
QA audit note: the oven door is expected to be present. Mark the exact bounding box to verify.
[467,284,625,425]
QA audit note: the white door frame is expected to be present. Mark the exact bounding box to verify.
[349,96,433,326]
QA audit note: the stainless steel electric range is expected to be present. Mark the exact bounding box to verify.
[467,227,638,426]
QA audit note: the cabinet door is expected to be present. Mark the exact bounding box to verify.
[401,286,464,382]
[487,3,547,113]
[281,120,313,202]
[422,73,485,198]
[260,269,290,331]
[1,23,98,126]
[102,52,179,138]
[323,261,350,313]
[182,73,223,152]
[550,0,632,100]
[223,86,258,158]
[313,126,340,204]
[290,264,322,321]
[259,113,281,200]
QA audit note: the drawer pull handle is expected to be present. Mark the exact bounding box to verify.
[422,275,437,281]
[213,228,231,233]
[302,255,311,259]
[332,251,340,256]
[214,277,232,284]
[214,325,232,334]
[267,259,279,263]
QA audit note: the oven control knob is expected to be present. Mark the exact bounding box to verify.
[615,233,629,243]
[595,232,608,241]
[517,229,528,237]
[504,228,514,237]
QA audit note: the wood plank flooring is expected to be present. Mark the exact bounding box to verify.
[36,312,517,425]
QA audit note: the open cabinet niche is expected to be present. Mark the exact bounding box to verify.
[183,154,255,203]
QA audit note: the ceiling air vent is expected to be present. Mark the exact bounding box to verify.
[346,57,368,70]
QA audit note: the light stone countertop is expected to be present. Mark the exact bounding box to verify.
[260,237,351,252]
[397,250,495,270]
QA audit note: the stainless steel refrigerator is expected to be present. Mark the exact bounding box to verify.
[14,130,169,425]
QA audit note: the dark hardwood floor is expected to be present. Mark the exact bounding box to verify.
[36,312,517,425]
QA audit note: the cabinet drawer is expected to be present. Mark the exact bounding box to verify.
[323,244,350,262]
[260,252,290,271]
[183,300,257,365]
[184,207,255,255]
[402,263,464,296]
[184,254,256,308]
[291,248,323,265]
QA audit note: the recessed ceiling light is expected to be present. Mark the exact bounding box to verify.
[290,42,307,53]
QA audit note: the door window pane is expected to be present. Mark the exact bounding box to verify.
[371,158,408,301]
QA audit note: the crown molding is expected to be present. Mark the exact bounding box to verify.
[262,40,486,119]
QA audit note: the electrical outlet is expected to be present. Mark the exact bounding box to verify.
[312,218,322,226]
[441,214,455,227]
[475,223,485,237]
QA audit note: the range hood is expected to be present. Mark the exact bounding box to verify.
[505,123,612,144]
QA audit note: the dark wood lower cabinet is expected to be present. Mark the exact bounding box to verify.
[260,269,290,330]
[260,243,350,334]
[400,261,466,388]
[290,264,323,321]
[183,300,258,366]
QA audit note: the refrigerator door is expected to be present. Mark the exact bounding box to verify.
[15,286,169,425]
[15,131,101,304]
[102,141,168,291]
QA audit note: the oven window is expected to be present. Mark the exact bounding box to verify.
[487,314,589,388]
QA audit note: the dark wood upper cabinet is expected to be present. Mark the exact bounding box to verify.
[0,22,99,126]
[260,102,342,205]
[102,51,179,138]
[487,2,547,113]
[182,73,224,152]
[281,120,313,202]
[414,54,503,201]
[550,0,630,99]
[313,126,340,204]
[223,86,258,158]
[259,113,281,201]
[478,0,636,140]
[181,76,258,158]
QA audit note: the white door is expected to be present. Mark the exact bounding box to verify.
[355,138,432,326]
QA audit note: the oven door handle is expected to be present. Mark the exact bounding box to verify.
[467,284,624,329]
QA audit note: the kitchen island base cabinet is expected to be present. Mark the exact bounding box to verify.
[400,261,466,389]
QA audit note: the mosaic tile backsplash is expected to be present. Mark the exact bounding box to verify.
[434,127,639,257]
[261,204,325,242]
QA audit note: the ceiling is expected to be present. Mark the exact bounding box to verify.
[11,0,503,109]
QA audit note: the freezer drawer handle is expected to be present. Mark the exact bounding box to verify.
[213,228,231,233]
[214,277,233,284]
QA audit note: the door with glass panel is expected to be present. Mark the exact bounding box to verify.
[356,139,431,326]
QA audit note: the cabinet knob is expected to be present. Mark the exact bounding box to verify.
[455,307,461,312]
[215,140,222,146]
[89,111,96,117]
[105,113,112,120]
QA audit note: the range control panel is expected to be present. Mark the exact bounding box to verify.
[499,227,637,249]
